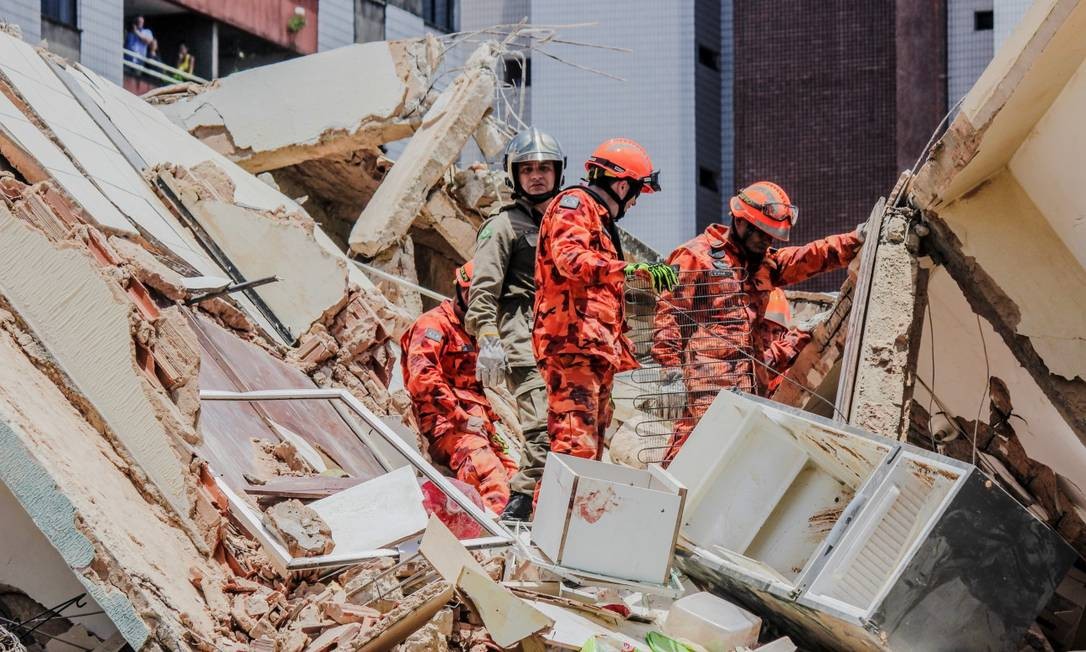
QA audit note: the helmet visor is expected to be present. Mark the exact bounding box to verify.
[641,170,661,193]
[738,191,798,225]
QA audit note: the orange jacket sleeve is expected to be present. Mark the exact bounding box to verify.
[402,326,470,434]
[770,231,862,287]
[548,204,627,285]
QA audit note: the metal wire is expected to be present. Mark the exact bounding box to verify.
[622,269,755,464]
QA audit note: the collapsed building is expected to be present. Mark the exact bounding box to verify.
[0,0,1082,650]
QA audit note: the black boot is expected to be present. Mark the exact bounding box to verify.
[501,492,533,522]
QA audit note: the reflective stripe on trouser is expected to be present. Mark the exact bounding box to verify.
[539,354,617,461]
[507,365,550,495]
[429,432,518,514]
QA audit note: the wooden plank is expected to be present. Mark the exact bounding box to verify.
[834,196,887,421]
[244,476,362,500]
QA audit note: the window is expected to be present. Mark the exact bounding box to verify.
[698,44,720,71]
[698,166,720,192]
[41,0,77,27]
[974,10,994,31]
[502,55,531,87]
[421,0,457,33]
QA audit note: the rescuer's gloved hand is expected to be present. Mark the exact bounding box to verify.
[625,262,679,293]
[658,368,687,420]
[475,333,509,389]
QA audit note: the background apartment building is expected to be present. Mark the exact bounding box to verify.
[0,0,1034,286]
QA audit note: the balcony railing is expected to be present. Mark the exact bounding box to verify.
[122,48,208,85]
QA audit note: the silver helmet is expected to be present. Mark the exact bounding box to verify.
[503,127,565,202]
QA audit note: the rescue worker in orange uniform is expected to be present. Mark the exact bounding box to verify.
[652,181,866,461]
[400,261,518,514]
[533,138,677,463]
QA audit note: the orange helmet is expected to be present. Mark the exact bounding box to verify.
[585,138,660,195]
[729,181,798,241]
[455,260,474,289]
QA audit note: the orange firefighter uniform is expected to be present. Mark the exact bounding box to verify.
[400,299,517,513]
[532,186,638,460]
[653,223,861,460]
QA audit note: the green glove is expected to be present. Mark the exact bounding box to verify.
[625,262,678,293]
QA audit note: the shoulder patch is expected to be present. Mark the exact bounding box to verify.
[424,328,443,343]
[559,194,581,210]
[477,225,493,242]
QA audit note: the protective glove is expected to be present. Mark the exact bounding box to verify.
[624,262,679,293]
[658,368,687,420]
[475,333,508,389]
[465,414,485,433]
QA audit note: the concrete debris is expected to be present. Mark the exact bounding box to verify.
[159,38,442,173]
[0,6,1083,652]
[348,43,500,258]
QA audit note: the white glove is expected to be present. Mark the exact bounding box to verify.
[658,369,687,420]
[465,414,485,433]
[475,333,509,389]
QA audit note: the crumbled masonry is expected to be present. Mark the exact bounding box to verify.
[0,4,1083,650]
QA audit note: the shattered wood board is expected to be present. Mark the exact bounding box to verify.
[191,313,385,489]
[159,42,415,171]
[308,466,427,554]
[0,89,131,233]
[65,62,387,298]
[457,566,553,648]
[0,33,211,265]
[0,209,194,522]
[419,515,488,584]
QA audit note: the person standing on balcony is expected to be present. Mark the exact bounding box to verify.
[174,42,195,81]
[123,16,153,63]
[464,128,565,522]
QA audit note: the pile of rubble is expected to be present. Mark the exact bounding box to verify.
[0,1,1084,650]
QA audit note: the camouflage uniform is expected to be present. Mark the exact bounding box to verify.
[652,223,861,460]
[400,300,517,513]
[464,200,550,495]
[533,187,638,461]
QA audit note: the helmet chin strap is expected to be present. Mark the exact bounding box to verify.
[729,216,767,263]
[594,175,641,221]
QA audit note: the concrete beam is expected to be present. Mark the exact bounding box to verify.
[348,43,498,258]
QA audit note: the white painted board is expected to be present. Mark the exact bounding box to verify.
[309,466,427,554]
[533,454,683,584]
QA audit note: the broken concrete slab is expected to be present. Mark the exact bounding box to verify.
[160,39,440,173]
[160,170,349,342]
[663,592,760,652]
[348,42,499,258]
[909,0,1086,443]
[0,326,231,649]
[0,208,197,526]
[307,466,427,556]
[262,499,335,558]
